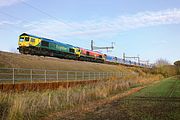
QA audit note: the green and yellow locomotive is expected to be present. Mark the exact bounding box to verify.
[17,33,105,62]
[18,33,81,59]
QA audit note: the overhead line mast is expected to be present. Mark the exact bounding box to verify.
[91,40,114,52]
[123,53,149,65]
[123,53,140,64]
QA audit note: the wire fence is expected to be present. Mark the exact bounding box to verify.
[0,68,137,84]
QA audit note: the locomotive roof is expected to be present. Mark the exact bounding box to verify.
[20,33,76,48]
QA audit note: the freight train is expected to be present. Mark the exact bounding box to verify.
[17,33,150,67]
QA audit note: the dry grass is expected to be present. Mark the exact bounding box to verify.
[0,74,162,120]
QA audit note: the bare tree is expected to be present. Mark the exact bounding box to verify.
[155,58,170,67]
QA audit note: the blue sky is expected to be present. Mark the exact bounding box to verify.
[0,0,180,64]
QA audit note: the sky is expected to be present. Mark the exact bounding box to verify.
[0,0,180,64]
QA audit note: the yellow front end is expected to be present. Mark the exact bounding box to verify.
[74,48,81,57]
[18,35,41,47]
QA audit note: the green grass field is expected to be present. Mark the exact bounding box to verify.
[131,77,180,97]
[122,76,180,120]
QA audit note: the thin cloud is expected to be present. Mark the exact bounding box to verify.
[151,40,168,46]
[23,8,180,39]
[0,20,23,30]
[0,0,25,7]
[0,21,19,26]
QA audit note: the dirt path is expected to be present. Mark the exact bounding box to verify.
[42,87,144,120]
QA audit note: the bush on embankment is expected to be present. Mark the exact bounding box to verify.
[151,65,177,77]
[150,59,180,78]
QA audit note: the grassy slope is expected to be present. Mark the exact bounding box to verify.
[123,77,180,120]
[0,51,141,73]
[132,77,180,97]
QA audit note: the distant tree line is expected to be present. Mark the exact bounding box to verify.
[151,59,179,77]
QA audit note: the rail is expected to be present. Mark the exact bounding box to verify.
[0,68,137,84]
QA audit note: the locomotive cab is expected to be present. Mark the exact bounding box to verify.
[18,33,40,47]
[18,35,30,47]
[18,33,41,54]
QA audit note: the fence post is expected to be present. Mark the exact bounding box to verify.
[99,72,100,80]
[75,72,77,81]
[12,68,15,84]
[82,72,84,80]
[107,72,108,79]
[94,72,95,80]
[30,69,33,83]
[102,72,104,79]
[57,71,58,82]
[45,70,47,82]
[67,72,68,81]
[89,72,90,80]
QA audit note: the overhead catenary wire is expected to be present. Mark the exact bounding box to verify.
[1,0,73,30]
[0,0,73,35]
[20,0,60,21]
[0,10,30,32]
[20,0,73,28]
[0,11,30,24]
[0,11,21,21]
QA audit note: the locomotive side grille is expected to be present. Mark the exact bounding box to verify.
[41,41,49,47]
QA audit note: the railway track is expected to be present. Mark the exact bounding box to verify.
[124,78,180,102]
[124,96,180,102]
[166,79,178,97]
